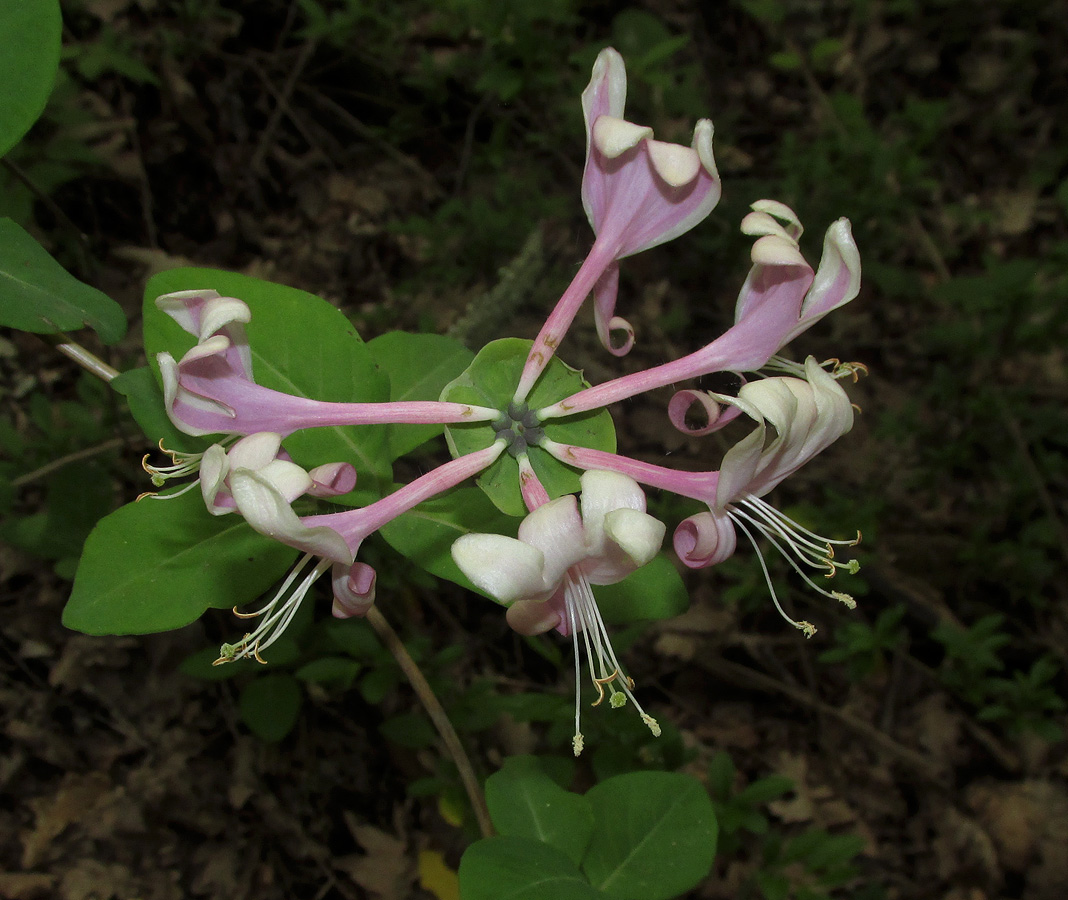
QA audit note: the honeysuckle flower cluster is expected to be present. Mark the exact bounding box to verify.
[146,47,864,754]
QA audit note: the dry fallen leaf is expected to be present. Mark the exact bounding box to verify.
[0,872,55,900]
[20,773,111,869]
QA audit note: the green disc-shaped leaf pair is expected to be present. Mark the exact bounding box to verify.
[441,338,616,517]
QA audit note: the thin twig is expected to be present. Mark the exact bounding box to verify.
[12,437,127,488]
[697,655,950,784]
[365,606,494,838]
[250,39,320,174]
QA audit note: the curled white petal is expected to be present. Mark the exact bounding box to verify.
[199,443,231,514]
[198,297,251,343]
[579,469,647,557]
[692,119,718,178]
[517,496,588,586]
[751,234,807,268]
[227,432,283,470]
[230,469,351,563]
[155,289,221,335]
[750,199,803,239]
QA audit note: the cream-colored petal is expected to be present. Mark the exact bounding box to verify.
[155,289,221,335]
[603,507,665,569]
[230,469,351,563]
[692,118,718,178]
[740,210,794,241]
[227,432,282,471]
[579,469,646,557]
[451,533,550,605]
[518,496,588,585]
[198,297,251,342]
[592,115,653,158]
[199,443,231,515]
[750,199,803,239]
[257,458,313,504]
[646,140,701,187]
[180,334,231,365]
[750,234,807,268]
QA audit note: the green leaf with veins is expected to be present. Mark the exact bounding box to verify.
[441,338,616,516]
[64,488,298,635]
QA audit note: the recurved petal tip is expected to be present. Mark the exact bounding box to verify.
[593,115,653,158]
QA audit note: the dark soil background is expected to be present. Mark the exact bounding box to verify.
[2,1,1067,898]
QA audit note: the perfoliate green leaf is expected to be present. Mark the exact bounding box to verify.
[64,489,298,635]
[442,338,615,516]
[378,485,518,596]
[0,219,127,342]
[0,0,62,157]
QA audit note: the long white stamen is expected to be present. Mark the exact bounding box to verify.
[569,600,583,756]
[216,554,332,664]
[734,497,860,578]
[733,507,854,607]
[733,516,816,637]
[741,495,859,555]
[561,571,660,745]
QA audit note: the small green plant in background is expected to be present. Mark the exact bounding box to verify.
[818,604,906,680]
[709,751,875,900]
[934,615,1065,741]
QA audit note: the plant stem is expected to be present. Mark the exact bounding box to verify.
[365,606,494,838]
[38,333,119,383]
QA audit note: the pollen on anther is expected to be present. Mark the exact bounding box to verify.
[834,592,856,609]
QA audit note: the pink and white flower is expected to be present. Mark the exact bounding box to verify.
[513,48,721,401]
[452,469,666,754]
[536,202,861,421]
[672,358,860,634]
[156,290,498,439]
[199,432,356,516]
[215,442,508,664]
